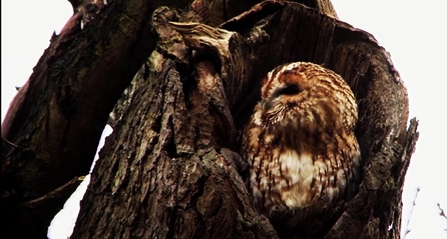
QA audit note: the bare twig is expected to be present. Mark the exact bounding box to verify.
[403,187,420,238]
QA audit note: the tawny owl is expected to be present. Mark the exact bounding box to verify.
[241,62,361,216]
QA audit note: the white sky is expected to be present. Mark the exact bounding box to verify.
[1,0,446,238]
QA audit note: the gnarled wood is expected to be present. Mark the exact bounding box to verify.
[73,1,417,239]
[0,0,192,238]
[1,0,417,238]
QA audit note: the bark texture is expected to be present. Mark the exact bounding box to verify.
[1,0,189,238]
[74,1,418,239]
[1,0,418,239]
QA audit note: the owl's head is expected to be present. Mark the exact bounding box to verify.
[255,62,358,133]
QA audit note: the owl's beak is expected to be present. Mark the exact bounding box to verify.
[261,100,273,111]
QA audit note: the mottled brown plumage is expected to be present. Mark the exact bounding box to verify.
[242,62,361,216]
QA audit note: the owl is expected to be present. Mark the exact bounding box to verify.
[241,62,361,216]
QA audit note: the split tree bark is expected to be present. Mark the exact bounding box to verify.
[1,0,418,239]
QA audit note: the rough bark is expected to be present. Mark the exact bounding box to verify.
[73,1,417,239]
[1,0,417,239]
[1,0,190,238]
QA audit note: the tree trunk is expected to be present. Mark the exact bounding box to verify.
[1,0,418,239]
